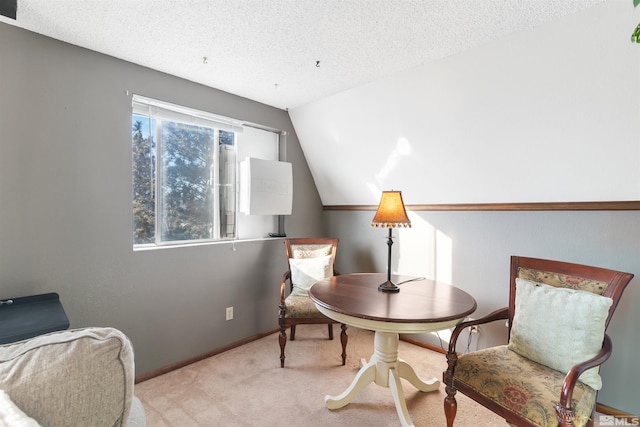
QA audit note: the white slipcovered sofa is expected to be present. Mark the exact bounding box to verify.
[0,327,145,427]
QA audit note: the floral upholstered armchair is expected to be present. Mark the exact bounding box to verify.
[278,237,347,368]
[443,256,633,427]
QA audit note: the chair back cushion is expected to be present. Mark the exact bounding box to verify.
[517,267,609,295]
[508,278,612,389]
[289,243,334,259]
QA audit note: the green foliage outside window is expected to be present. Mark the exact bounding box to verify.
[632,0,640,43]
[159,121,215,242]
[132,113,237,246]
[132,119,155,244]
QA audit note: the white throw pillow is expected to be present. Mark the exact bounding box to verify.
[0,390,42,427]
[507,278,612,390]
[289,255,333,296]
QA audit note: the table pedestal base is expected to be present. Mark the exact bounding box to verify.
[324,331,439,427]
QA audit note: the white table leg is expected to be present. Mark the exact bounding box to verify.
[389,367,413,427]
[324,331,439,426]
[398,358,439,392]
[325,358,376,409]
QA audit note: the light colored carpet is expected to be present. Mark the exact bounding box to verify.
[135,324,506,426]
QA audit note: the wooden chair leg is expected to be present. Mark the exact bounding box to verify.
[328,323,334,340]
[444,384,458,427]
[340,323,348,365]
[279,324,287,368]
[290,325,296,340]
[444,351,459,426]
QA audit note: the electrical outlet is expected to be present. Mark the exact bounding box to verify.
[226,306,233,321]
[470,324,479,334]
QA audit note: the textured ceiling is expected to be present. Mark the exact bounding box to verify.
[0,0,607,110]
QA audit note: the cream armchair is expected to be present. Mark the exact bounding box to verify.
[0,327,145,427]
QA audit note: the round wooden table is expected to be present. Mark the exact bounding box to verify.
[309,273,477,427]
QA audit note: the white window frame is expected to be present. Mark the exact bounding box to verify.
[132,95,280,249]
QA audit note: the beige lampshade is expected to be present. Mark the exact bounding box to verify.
[371,191,411,228]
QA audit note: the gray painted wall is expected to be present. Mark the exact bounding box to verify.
[0,23,323,375]
[324,209,640,414]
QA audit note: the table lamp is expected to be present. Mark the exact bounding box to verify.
[371,190,411,292]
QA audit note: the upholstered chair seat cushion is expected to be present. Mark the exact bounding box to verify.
[454,345,596,427]
[284,295,326,319]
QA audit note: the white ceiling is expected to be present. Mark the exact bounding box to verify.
[1,0,607,111]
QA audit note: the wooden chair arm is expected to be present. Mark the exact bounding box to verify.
[447,307,510,354]
[279,281,286,304]
[282,270,291,283]
[279,270,291,303]
[558,334,612,410]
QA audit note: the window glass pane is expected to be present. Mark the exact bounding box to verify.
[159,121,215,242]
[132,114,156,244]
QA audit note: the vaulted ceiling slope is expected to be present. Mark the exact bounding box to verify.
[288,1,639,206]
[0,0,607,111]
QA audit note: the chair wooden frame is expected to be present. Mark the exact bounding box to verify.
[278,237,347,368]
[443,256,634,427]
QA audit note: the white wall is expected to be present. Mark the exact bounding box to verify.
[291,1,640,206]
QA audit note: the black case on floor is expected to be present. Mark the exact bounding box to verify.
[0,292,69,344]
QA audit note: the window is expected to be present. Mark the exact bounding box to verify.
[132,95,279,248]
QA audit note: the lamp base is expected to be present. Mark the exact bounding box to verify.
[378,281,400,293]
